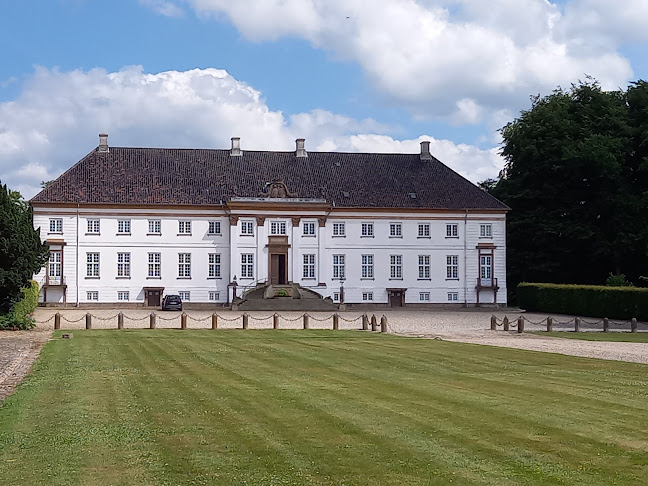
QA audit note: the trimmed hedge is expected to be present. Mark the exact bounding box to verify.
[517,282,648,320]
[0,280,39,330]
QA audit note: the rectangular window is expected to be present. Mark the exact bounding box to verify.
[148,219,161,234]
[178,220,191,234]
[303,254,315,279]
[209,253,221,278]
[178,253,191,278]
[480,224,492,238]
[270,221,287,235]
[117,220,131,234]
[179,291,190,302]
[87,219,100,234]
[362,292,373,301]
[333,292,340,302]
[448,292,459,302]
[117,252,131,277]
[390,255,403,279]
[332,222,345,236]
[446,223,458,238]
[48,251,62,284]
[361,254,374,278]
[118,291,129,301]
[333,254,345,279]
[389,223,402,237]
[418,223,430,238]
[446,255,459,279]
[303,222,316,236]
[361,223,374,237]
[480,255,493,282]
[87,291,99,301]
[241,221,254,235]
[418,255,430,279]
[208,221,221,235]
[86,252,100,277]
[241,254,254,278]
[420,292,430,302]
[49,218,63,233]
[209,291,220,301]
[148,253,161,277]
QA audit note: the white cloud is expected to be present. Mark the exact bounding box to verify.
[139,0,185,17]
[0,67,503,199]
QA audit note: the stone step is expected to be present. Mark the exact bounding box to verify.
[238,298,338,311]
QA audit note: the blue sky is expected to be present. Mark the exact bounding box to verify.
[2,0,648,198]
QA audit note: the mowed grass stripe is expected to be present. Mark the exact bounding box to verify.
[0,330,647,485]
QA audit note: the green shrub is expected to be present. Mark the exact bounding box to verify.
[606,273,633,287]
[0,280,39,330]
[518,282,648,320]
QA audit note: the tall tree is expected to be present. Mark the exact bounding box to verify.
[0,182,49,314]
[491,80,648,300]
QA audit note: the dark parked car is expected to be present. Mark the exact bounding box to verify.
[162,294,183,311]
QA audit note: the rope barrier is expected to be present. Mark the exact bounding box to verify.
[338,315,362,323]
[307,314,335,322]
[215,314,243,322]
[34,316,55,324]
[60,315,87,323]
[122,315,151,321]
[247,315,275,321]
[186,314,213,322]
[156,315,180,321]
[280,315,305,322]
[92,314,120,321]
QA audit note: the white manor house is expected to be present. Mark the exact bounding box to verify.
[31,135,508,309]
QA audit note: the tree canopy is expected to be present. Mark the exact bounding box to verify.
[0,182,49,314]
[491,80,648,299]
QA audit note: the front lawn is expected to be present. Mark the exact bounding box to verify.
[1,330,647,485]
[531,331,648,342]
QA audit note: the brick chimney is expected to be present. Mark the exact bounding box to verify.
[420,140,432,160]
[296,138,307,158]
[231,137,242,157]
[98,133,109,153]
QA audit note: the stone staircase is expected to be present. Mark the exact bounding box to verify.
[237,283,338,311]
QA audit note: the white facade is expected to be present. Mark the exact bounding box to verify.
[33,203,507,306]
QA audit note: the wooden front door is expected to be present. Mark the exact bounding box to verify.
[270,254,287,285]
[389,290,403,307]
[147,290,161,307]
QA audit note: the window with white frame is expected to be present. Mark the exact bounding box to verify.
[333,292,341,302]
[390,255,403,279]
[419,292,430,302]
[448,292,459,302]
[270,221,287,235]
[118,291,129,301]
[241,220,254,236]
[361,223,374,237]
[49,218,63,233]
[178,253,191,278]
[361,254,374,279]
[87,219,100,234]
[332,222,345,237]
[241,254,254,278]
[480,224,492,238]
[179,291,190,301]
[178,220,191,235]
[48,251,62,284]
[389,223,402,237]
[303,254,315,279]
[209,291,220,301]
[148,253,161,277]
[446,255,459,279]
[362,292,374,301]
[480,255,492,281]
[333,254,345,279]
[117,252,131,277]
[117,220,131,234]
[303,222,316,236]
[446,223,458,238]
[418,255,430,279]
[208,221,221,235]
[209,253,221,278]
[86,253,100,277]
[148,219,161,234]
[418,223,430,238]
[87,291,98,301]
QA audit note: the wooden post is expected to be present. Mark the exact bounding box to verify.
[181,312,187,330]
[490,315,497,331]
[333,313,339,330]
[502,316,509,331]
[117,312,124,329]
[243,313,249,329]
[631,317,637,333]
[380,315,387,333]
[574,317,580,333]
[547,317,553,332]
[362,314,369,331]
[603,317,609,333]
[85,313,92,330]
[371,314,377,332]
[150,312,156,329]
[211,313,218,330]
[303,314,309,330]
[517,317,524,333]
[54,312,61,330]
[273,313,279,329]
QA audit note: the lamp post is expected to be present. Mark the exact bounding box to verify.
[340,275,345,304]
[228,275,238,305]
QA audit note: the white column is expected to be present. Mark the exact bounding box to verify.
[318,218,327,286]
